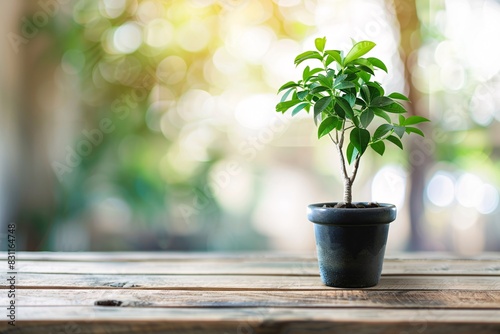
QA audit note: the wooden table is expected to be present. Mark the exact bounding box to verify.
[1,252,500,333]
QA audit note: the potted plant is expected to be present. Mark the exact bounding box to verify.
[275,37,429,288]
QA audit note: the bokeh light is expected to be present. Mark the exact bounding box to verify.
[99,0,127,19]
[371,165,407,209]
[456,173,484,208]
[476,183,499,215]
[426,171,455,207]
[4,0,500,254]
[113,22,143,54]
[145,19,174,48]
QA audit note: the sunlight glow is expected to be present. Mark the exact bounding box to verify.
[477,183,499,215]
[145,19,174,48]
[157,56,187,85]
[227,26,275,64]
[235,95,277,130]
[456,173,483,208]
[426,171,455,207]
[100,0,127,19]
[113,22,143,53]
[371,165,406,209]
[177,21,211,52]
[470,85,495,126]
[445,0,500,80]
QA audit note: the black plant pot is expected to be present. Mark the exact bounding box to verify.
[307,202,397,288]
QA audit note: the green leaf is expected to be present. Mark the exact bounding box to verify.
[278,81,299,93]
[345,73,358,81]
[370,141,385,156]
[393,126,406,138]
[344,93,356,107]
[302,65,310,82]
[373,124,393,140]
[334,101,345,119]
[350,128,370,155]
[398,115,405,125]
[368,57,387,72]
[356,64,375,75]
[325,50,342,66]
[370,96,393,108]
[366,82,384,98]
[372,108,392,123]
[346,142,359,165]
[291,102,309,116]
[335,81,356,90]
[386,135,403,149]
[317,116,339,139]
[335,96,354,119]
[388,92,410,101]
[326,69,336,78]
[360,109,374,128]
[405,126,425,137]
[294,51,323,66]
[356,97,366,108]
[334,74,347,86]
[313,96,332,119]
[303,67,324,83]
[297,90,309,100]
[310,86,329,95]
[404,115,430,125]
[308,67,324,79]
[380,102,407,113]
[315,37,326,52]
[344,41,376,65]
[280,87,294,102]
[276,99,301,113]
[317,74,333,88]
[360,85,371,103]
[352,115,360,128]
[336,119,343,131]
[358,71,371,83]
[352,58,373,67]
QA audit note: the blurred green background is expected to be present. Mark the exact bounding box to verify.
[0,0,499,254]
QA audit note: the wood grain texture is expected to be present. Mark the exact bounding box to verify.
[6,273,500,290]
[3,288,500,308]
[11,259,500,275]
[1,252,500,334]
[1,307,500,334]
[3,251,318,262]
[5,251,500,261]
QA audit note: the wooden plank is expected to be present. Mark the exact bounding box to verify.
[3,288,500,309]
[8,273,500,291]
[10,259,500,276]
[2,252,500,334]
[2,307,500,334]
[2,251,318,262]
[4,251,500,262]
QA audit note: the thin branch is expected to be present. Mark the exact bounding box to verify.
[349,155,361,184]
[328,133,337,145]
[337,123,349,181]
[338,122,345,148]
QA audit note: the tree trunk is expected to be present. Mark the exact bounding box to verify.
[343,178,352,204]
[5,1,61,250]
[392,0,435,250]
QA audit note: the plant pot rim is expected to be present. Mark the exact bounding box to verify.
[307,202,397,226]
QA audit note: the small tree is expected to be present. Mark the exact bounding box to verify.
[276,37,429,207]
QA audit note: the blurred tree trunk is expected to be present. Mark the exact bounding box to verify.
[0,1,23,246]
[392,0,435,250]
[5,1,60,250]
